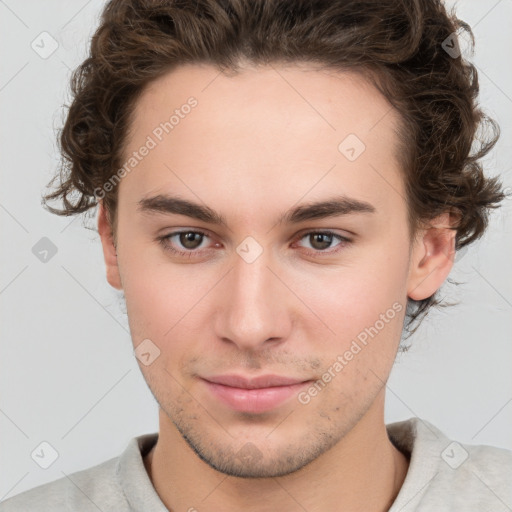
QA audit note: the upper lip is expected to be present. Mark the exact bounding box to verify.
[202,374,310,389]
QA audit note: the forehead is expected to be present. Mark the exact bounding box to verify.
[118,63,406,222]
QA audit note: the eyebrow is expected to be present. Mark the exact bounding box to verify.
[136,194,376,226]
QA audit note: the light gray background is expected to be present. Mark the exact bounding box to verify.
[1,0,511,500]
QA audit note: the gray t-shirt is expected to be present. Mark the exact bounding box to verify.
[1,417,511,511]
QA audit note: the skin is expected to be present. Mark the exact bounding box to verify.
[97,63,456,512]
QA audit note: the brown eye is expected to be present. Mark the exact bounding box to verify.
[308,233,334,251]
[158,230,211,256]
[179,231,204,249]
[296,231,351,255]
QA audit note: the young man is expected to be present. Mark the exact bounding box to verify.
[2,0,510,510]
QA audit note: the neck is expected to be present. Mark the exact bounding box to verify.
[144,393,409,512]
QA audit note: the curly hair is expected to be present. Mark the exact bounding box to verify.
[43,0,507,340]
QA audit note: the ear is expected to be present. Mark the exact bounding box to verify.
[407,212,458,301]
[97,201,123,290]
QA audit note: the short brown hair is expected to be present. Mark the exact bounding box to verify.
[43,0,507,340]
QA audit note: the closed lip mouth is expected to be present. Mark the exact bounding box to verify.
[201,374,312,389]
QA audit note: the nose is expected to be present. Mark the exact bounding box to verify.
[213,246,294,352]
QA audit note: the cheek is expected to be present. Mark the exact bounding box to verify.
[300,268,406,412]
[118,245,221,372]
[117,245,183,343]
[304,249,408,336]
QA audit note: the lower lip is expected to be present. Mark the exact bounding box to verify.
[202,379,310,414]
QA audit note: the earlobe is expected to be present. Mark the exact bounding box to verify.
[97,201,123,290]
[407,212,457,301]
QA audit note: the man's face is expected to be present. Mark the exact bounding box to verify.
[106,64,418,477]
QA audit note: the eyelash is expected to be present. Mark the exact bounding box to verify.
[157,229,351,258]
